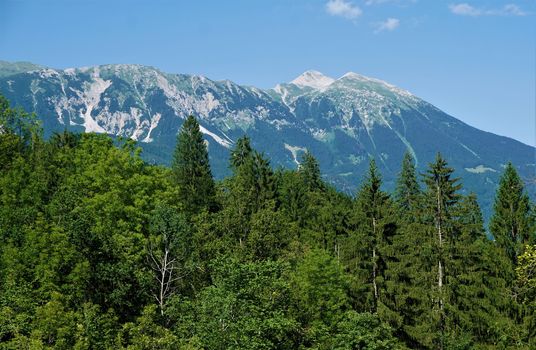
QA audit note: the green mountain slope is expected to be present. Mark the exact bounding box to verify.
[0,62,533,219]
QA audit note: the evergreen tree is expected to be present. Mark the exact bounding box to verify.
[229,135,253,170]
[252,151,277,208]
[394,151,420,212]
[345,159,395,314]
[228,147,276,215]
[298,150,324,192]
[290,249,349,346]
[420,153,461,349]
[172,115,216,214]
[302,187,352,255]
[278,170,308,225]
[448,194,520,347]
[0,94,530,349]
[224,141,278,251]
[490,162,534,266]
[384,153,424,346]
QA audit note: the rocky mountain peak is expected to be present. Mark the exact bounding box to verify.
[290,70,335,89]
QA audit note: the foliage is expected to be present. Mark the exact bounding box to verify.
[172,115,216,214]
[517,245,536,344]
[490,162,535,266]
[0,96,532,349]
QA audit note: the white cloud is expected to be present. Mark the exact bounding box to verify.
[503,4,526,16]
[365,0,417,5]
[375,17,400,32]
[365,0,392,4]
[449,3,527,17]
[326,0,362,19]
[449,3,481,16]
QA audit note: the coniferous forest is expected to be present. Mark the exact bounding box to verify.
[0,94,535,349]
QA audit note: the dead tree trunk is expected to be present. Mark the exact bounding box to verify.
[148,242,182,316]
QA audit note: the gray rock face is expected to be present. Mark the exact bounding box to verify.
[1,62,534,218]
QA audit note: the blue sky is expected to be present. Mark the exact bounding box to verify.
[1,0,535,145]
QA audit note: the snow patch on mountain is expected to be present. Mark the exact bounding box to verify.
[142,113,161,143]
[460,143,480,158]
[74,68,111,133]
[290,70,335,89]
[156,73,179,101]
[204,92,220,111]
[50,91,78,125]
[284,143,307,165]
[54,103,64,123]
[272,84,297,112]
[267,118,292,130]
[154,73,227,119]
[311,128,330,142]
[1,62,534,221]
[124,108,145,141]
[39,69,60,79]
[465,165,496,174]
[392,129,418,166]
[199,125,232,148]
[337,72,416,99]
[273,84,287,98]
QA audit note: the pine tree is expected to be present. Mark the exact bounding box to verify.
[447,194,519,347]
[278,170,307,225]
[252,151,277,208]
[384,153,425,346]
[172,115,215,214]
[420,153,461,349]
[490,162,534,266]
[298,150,324,192]
[225,141,277,250]
[229,148,276,215]
[345,159,395,313]
[394,152,420,212]
[229,135,253,170]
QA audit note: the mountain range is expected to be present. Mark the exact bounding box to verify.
[0,61,534,219]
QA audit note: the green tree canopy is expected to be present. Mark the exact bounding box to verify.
[490,162,535,266]
[172,115,216,214]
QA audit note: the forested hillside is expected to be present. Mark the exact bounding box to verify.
[1,62,535,222]
[0,95,534,349]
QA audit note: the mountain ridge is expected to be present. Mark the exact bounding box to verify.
[0,60,533,219]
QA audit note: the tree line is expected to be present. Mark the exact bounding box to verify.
[0,95,534,349]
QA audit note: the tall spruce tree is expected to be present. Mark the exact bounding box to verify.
[252,151,277,208]
[385,152,425,346]
[298,151,324,192]
[229,136,253,170]
[225,141,277,249]
[421,153,461,349]
[447,194,520,347]
[172,115,215,214]
[230,147,276,214]
[278,170,308,225]
[395,152,420,212]
[490,162,534,266]
[346,159,395,313]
